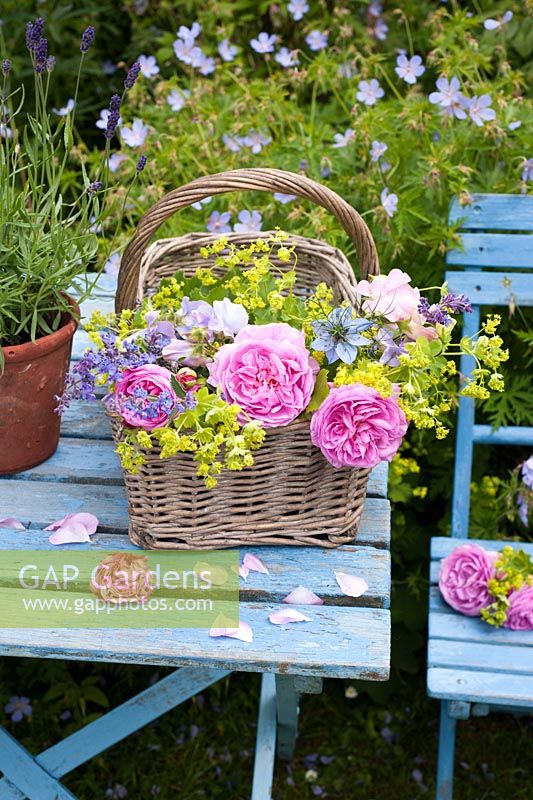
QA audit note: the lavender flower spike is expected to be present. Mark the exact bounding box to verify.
[80,26,95,54]
[87,180,103,195]
[1,60,10,77]
[26,17,45,52]
[104,93,121,140]
[46,56,56,72]
[124,61,141,90]
[136,154,147,173]
[34,38,48,74]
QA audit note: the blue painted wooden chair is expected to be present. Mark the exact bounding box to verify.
[428,193,533,800]
[0,274,392,799]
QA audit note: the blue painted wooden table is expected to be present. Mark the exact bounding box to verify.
[0,275,392,800]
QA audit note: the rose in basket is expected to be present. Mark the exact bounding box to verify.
[58,231,508,487]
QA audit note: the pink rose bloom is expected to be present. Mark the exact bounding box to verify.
[114,364,177,431]
[439,544,497,616]
[355,268,420,322]
[208,323,317,427]
[310,383,408,469]
[504,584,533,631]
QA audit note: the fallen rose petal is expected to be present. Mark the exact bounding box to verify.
[238,564,249,581]
[242,552,269,575]
[0,517,26,530]
[48,522,93,545]
[209,620,253,643]
[335,571,369,598]
[283,586,324,605]
[269,609,312,624]
[45,512,99,535]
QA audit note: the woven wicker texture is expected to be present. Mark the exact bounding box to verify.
[111,168,380,550]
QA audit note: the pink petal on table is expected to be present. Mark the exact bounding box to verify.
[242,553,269,575]
[334,571,368,598]
[238,564,250,581]
[269,608,312,625]
[45,512,99,535]
[282,586,324,605]
[209,620,253,643]
[48,522,93,545]
[0,517,26,530]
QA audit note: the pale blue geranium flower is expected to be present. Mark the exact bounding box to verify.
[305,30,328,51]
[104,251,121,276]
[101,59,117,75]
[120,119,148,147]
[274,192,297,203]
[332,128,355,148]
[4,696,32,722]
[381,188,398,218]
[395,54,425,85]
[96,108,122,130]
[173,36,197,65]
[370,140,387,161]
[52,98,74,116]
[243,130,271,153]
[508,121,522,131]
[206,210,232,234]
[234,210,263,234]
[372,19,388,41]
[338,63,356,78]
[484,10,512,30]
[288,0,309,21]
[250,32,277,54]
[177,22,201,40]
[218,39,238,62]
[166,88,190,112]
[275,47,300,68]
[192,195,212,210]
[429,76,467,119]
[311,308,373,364]
[108,153,127,173]
[356,79,384,106]
[467,95,496,126]
[223,133,245,152]
[138,54,159,78]
[522,456,533,490]
[193,50,216,75]
[521,158,533,182]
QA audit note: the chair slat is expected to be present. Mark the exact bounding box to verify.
[473,425,533,446]
[428,639,533,675]
[428,667,533,707]
[429,594,533,647]
[430,536,533,564]
[449,194,533,231]
[446,233,533,269]
[444,270,533,306]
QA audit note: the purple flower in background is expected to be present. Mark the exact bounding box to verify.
[192,196,212,210]
[194,51,216,75]
[97,107,122,132]
[338,63,355,79]
[521,158,533,182]
[370,140,387,161]
[2,59,10,77]
[138,54,159,78]
[121,119,148,147]
[441,292,472,314]
[0,122,12,140]
[373,19,389,41]
[395,54,425,85]
[234,210,263,234]
[369,1,383,16]
[108,153,127,173]
[80,26,95,54]
[174,37,197,64]
[288,0,309,21]
[305,30,328,51]
[124,61,141,90]
[311,308,373,364]
[223,133,245,152]
[34,37,48,73]
[356,79,384,106]
[376,330,406,366]
[380,188,398,218]
[104,94,122,140]
[52,98,74,116]
[484,10,513,30]
[274,192,297,203]
[105,251,121,275]
[177,22,201,40]
[332,128,355,148]
[166,88,190,112]
[243,130,271,153]
[508,121,521,130]
[517,494,529,526]
[106,784,128,800]
[250,33,277,54]
[468,95,496,126]
[46,56,56,72]
[429,76,467,119]
[418,297,451,326]
[102,59,117,75]
[206,210,232,234]
[4,696,32,722]
[87,180,103,195]
[522,456,533,490]
[275,47,300,68]
[136,155,147,173]
[218,39,238,62]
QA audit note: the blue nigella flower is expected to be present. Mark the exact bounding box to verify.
[311,307,373,364]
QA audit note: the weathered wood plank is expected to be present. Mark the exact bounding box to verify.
[444,270,533,306]
[0,728,76,800]
[428,667,533,707]
[430,536,533,570]
[448,194,533,232]
[61,401,111,440]
[251,673,277,800]
[428,591,533,647]
[0,482,390,549]
[428,638,533,676]
[446,233,533,269]
[0,604,390,679]
[473,424,533,446]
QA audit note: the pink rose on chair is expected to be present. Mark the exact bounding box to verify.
[310,383,408,469]
[355,268,420,322]
[115,364,177,430]
[438,544,497,616]
[208,323,317,427]
[504,584,533,630]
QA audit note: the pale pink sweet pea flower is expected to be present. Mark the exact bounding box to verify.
[355,268,420,322]
[439,544,497,616]
[212,298,249,336]
[208,323,318,427]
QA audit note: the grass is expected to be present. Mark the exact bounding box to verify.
[1,662,532,799]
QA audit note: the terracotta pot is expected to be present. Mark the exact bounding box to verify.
[0,296,79,474]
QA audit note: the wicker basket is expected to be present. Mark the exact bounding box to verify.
[113,168,380,550]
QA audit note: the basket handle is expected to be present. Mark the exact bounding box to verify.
[115,167,380,312]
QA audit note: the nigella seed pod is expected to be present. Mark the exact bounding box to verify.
[124,61,141,89]
[80,26,95,54]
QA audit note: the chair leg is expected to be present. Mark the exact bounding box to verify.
[275,675,300,761]
[436,700,457,800]
[251,674,277,800]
